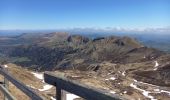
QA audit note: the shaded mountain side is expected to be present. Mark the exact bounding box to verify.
[8,45,76,70]
[4,33,164,72]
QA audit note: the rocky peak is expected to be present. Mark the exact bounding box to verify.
[92,36,142,48]
[67,35,90,44]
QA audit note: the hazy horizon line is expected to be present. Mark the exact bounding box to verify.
[0,26,170,31]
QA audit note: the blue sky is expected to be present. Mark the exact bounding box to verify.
[0,0,169,30]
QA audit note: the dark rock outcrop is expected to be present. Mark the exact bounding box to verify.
[67,35,90,44]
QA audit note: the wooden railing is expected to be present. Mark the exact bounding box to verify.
[0,65,45,100]
[44,71,125,100]
[0,65,126,100]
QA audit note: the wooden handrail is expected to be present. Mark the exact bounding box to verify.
[0,66,45,100]
[44,71,126,100]
[0,66,126,100]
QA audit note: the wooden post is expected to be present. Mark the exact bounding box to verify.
[4,68,9,100]
[56,86,62,100]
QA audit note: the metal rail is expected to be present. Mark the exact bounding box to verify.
[0,84,17,100]
[44,71,125,100]
[0,65,126,100]
[0,65,45,100]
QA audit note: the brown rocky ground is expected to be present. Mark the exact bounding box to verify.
[1,59,170,100]
[58,58,170,100]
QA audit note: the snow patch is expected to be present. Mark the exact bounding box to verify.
[153,89,170,96]
[133,79,138,82]
[31,72,44,80]
[155,61,159,67]
[109,77,116,80]
[38,84,53,91]
[131,79,170,96]
[123,91,127,94]
[4,65,8,68]
[154,61,159,70]
[110,91,116,94]
[153,88,170,95]
[154,89,160,92]
[105,76,116,81]
[160,90,170,96]
[71,76,80,78]
[66,93,79,100]
[50,96,56,100]
[130,83,157,100]
[122,71,126,76]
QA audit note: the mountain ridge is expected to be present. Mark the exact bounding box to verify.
[1,32,170,99]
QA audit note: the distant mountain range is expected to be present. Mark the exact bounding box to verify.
[0,32,164,69]
[1,29,170,53]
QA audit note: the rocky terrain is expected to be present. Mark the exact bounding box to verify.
[0,32,170,100]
